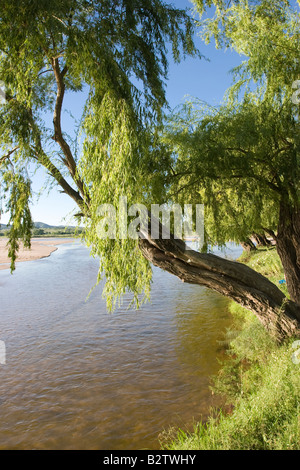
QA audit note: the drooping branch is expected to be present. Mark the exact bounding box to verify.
[138,215,300,342]
[0,146,19,165]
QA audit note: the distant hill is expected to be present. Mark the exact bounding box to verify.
[0,221,78,230]
[34,221,78,229]
[34,221,53,229]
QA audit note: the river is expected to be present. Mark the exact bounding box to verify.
[0,240,242,449]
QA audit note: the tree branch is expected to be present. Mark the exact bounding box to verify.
[51,57,86,200]
[27,106,87,211]
[138,214,300,342]
[33,145,85,209]
[0,146,19,165]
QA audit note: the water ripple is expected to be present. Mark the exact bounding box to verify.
[0,241,241,449]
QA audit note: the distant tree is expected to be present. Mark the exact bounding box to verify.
[33,228,45,236]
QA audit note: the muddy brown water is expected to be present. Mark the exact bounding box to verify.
[0,241,242,449]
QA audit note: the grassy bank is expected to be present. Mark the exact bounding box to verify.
[161,246,300,450]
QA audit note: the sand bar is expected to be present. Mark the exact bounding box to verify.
[0,238,74,270]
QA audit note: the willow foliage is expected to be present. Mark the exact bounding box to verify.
[162,0,300,248]
[192,0,300,101]
[0,0,199,308]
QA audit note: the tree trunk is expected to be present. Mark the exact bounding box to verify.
[138,216,300,342]
[240,238,256,252]
[252,232,272,247]
[276,202,300,306]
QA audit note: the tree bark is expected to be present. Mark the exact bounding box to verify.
[138,217,300,342]
[252,232,272,247]
[240,238,257,252]
[276,202,300,306]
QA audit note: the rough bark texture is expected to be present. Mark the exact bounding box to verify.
[276,202,300,306]
[139,217,300,342]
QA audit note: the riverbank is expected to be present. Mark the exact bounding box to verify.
[162,246,300,450]
[0,238,75,270]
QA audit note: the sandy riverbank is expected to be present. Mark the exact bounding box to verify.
[0,238,74,270]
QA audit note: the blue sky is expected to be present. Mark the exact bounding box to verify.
[1,0,243,226]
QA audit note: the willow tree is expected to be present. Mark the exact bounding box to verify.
[0,0,299,341]
[142,0,300,341]
[0,0,198,308]
[154,0,300,340]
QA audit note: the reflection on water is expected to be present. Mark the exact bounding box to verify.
[0,241,242,449]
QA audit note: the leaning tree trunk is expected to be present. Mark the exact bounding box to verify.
[138,216,300,343]
[252,232,272,247]
[276,202,300,306]
[241,238,257,252]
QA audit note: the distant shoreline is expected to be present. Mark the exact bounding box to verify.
[0,238,75,270]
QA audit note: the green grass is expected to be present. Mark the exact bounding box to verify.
[238,246,289,297]
[161,247,300,450]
